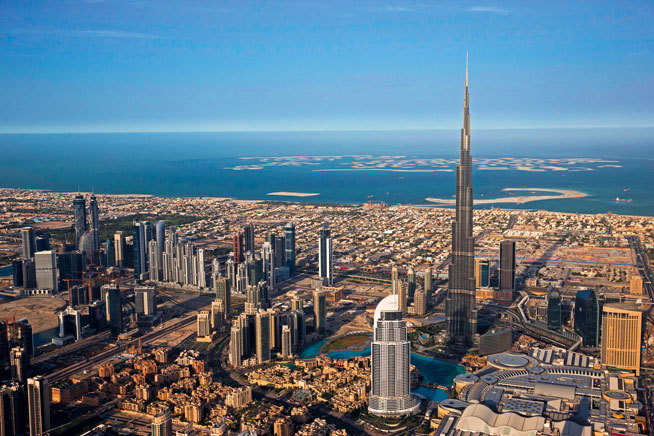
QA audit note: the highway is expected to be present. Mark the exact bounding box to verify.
[47,314,196,383]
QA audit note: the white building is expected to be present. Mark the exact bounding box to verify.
[35,250,57,292]
[369,294,419,416]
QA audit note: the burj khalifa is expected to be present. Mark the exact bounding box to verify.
[445,57,477,348]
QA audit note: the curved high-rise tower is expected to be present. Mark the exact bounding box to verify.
[445,56,477,348]
[369,294,419,416]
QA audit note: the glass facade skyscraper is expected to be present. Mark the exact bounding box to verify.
[574,288,599,347]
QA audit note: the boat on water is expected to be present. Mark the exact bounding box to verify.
[615,197,632,203]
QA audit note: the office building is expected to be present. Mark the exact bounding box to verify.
[132,222,148,281]
[230,324,243,367]
[211,299,225,330]
[424,266,432,300]
[214,277,231,317]
[135,286,156,316]
[601,303,642,375]
[479,328,512,356]
[34,250,57,292]
[445,61,477,348]
[574,288,600,347]
[499,240,516,291]
[389,266,398,295]
[318,224,333,285]
[369,294,419,417]
[105,239,115,267]
[256,311,271,364]
[407,267,416,299]
[0,321,8,367]
[104,285,122,335]
[21,259,36,289]
[197,311,212,340]
[58,306,82,341]
[474,258,490,288]
[35,236,50,253]
[73,194,86,246]
[27,376,50,436]
[155,220,165,268]
[88,300,107,331]
[8,319,33,357]
[57,251,84,288]
[148,240,160,281]
[284,222,296,275]
[10,347,28,383]
[281,325,292,359]
[152,411,173,436]
[114,231,126,267]
[394,278,407,314]
[244,223,255,254]
[547,287,562,332]
[89,194,100,253]
[233,231,245,264]
[12,259,24,288]
[0,383,25,436]
[415,289,427,316]
[313,290,326,336]
[21,227,36,259]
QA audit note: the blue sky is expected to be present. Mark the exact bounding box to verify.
[1,0,653,133]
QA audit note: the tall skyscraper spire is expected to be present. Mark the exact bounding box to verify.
[445,57,477,348]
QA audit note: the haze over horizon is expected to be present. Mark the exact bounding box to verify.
[1,0,653,134]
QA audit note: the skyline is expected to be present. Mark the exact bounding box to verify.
[2,1,654,133]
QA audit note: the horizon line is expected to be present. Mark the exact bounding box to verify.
[1,125,654,135]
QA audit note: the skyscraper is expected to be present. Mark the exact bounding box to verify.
[27,376,50,436]
[104,285,122,335]
[318,224,333,285]
[214,277,231,317]
[35,236,50,253]
[407,267,416,299]
[10,347,28,383]
[88,194,100,253]
[397,279,407,315]
[135,286,156,316]
[73,194,86,246]
[424,266,432,300]
[197,311,211,339]
[233,231,245,264]
[284,222,296,275]
[369,294,419,417]
[58,306,82,341]
[255,311,271,364]
[391,265,399,295]
[281,325,292,359]
[0,383,25,436]
[601,303,642,375]
[105,239,115,267]
[244,223,255,254]
[574,288,600,347]
[499,240,516,291]
[114,231,126,268]
[21,227,36,260]
[474,258,490,288]
[547,287,562,332]
[34,250,57,292]
[155,220,165,269]
[313,290,326,335]
[132,222,148,280]
[446,58,477,348]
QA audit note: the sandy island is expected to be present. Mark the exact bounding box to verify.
[313,168,453,173]
[267,192,320,197]
[425,188,587,206]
